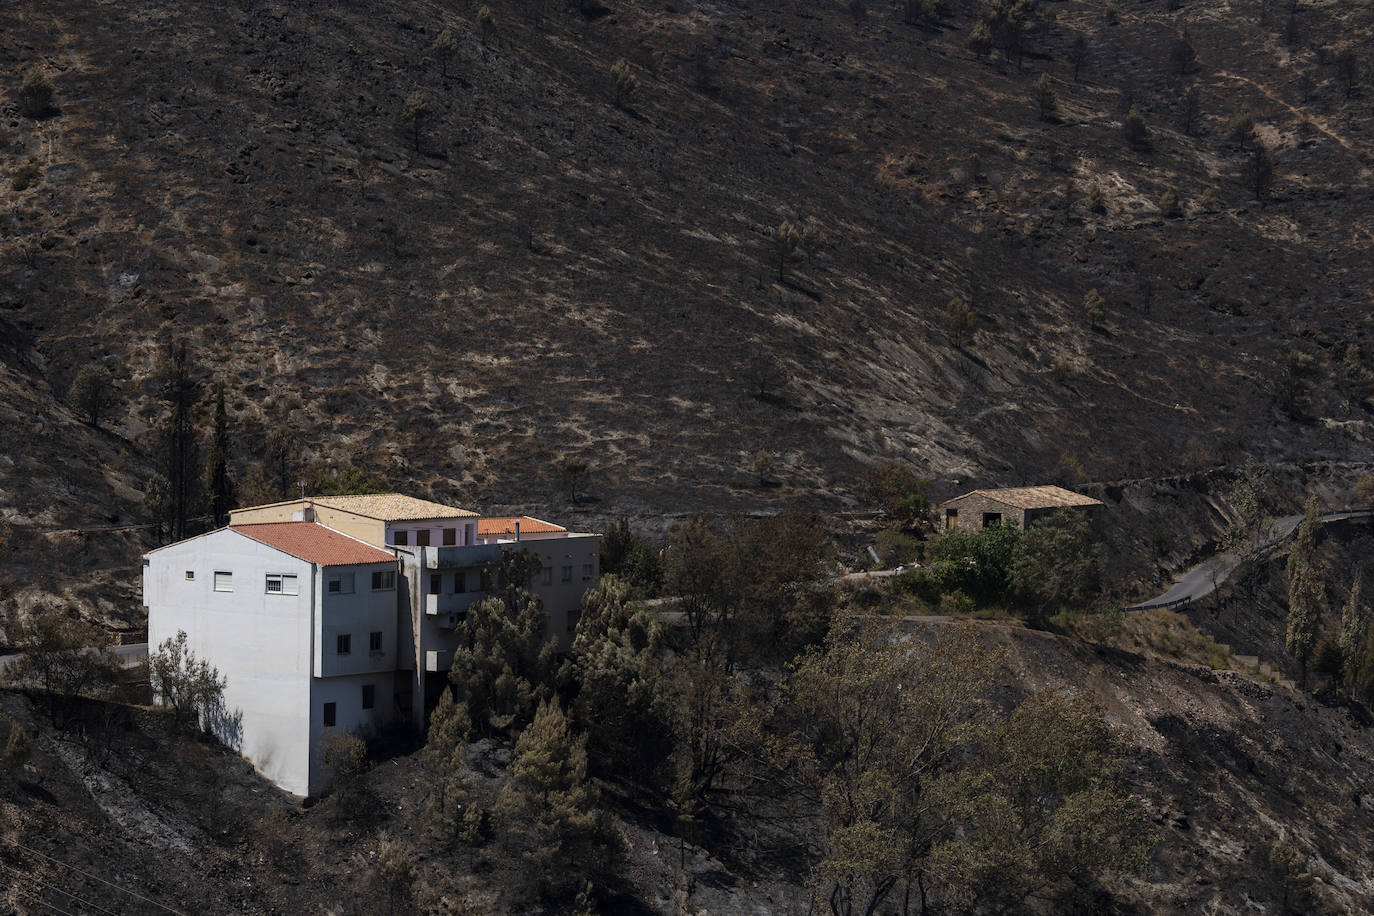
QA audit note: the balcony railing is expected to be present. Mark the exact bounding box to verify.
[425,649,454,672]
[424,592,485,617]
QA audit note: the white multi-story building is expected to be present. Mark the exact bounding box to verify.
[143,521,400,796]
[143,494,601,796]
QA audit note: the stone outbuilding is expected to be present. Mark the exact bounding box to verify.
[940,485,1103,532]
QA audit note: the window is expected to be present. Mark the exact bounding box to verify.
[323,702,336,727]
[455,571,467,593]
[393,530,409,546]
[265,574,298,595]
[562,566,573,584]
[582,564,593,581]
[541,567,552,586]
[327,572,354,595]
[370,631,383,654]
[361,684,375,710]
[567,609,581,634]
[371,570,395,591]
[982,512,1002,528]
[337,633,351,656]
[184,570,195,580]
[213,571,233,592]
[430,573,442,594]
[443,527,456,546]
[416,529,431,547]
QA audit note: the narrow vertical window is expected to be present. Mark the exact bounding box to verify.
[323,702,336,727]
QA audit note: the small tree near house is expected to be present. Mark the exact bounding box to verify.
[150,630,226,732]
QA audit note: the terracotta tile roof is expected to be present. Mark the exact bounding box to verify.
[232,522,397,566]
[478,516,567,537]
[310,494,478,520]
[942,485,1104,510]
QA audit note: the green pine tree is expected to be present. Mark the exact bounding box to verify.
[494,699,609,894]
[1339,577,1366,691]
[1286,496,1323,686]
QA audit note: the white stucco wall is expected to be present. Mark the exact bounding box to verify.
[308,671,397,792]
[315,566,400,679]
[526,534,602,651]
[145,529,316,796]
[384,519,478,548]
[144,529,401,797]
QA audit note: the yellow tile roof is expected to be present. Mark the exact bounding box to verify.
[943,485,1103,510]
[310,494,478,520]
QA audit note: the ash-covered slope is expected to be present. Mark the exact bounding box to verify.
[2,0,1373,546]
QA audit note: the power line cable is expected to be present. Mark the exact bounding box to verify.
[10,883,78,916]
[4,841,187,916]
[0,861,121,916]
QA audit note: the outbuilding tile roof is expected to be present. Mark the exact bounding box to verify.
[310,494,478,520]
[477,516,567,537]
[942,485,1104,510]
[232,522,397,566]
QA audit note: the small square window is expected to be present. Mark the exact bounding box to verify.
[323,702,336,727]
[337,634,351,656]
[185,570,195,580]
[430,573,442,595]
[443,528,456,546]
[327,572,355,595]
[393,530,409,546]
[213,571,233,592]
[370,631,383,654]
[416,529,431,547]
[562,565,573,584]
[266,574,298,596]
[541,567,552,586]
[361,684,375,711]
[371,570,395,591]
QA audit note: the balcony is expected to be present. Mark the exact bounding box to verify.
[424,591,484,617]
[412,543,503,570]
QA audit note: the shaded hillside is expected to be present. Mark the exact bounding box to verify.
[2,0,1374,603]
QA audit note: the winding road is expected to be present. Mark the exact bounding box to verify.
[1124,510,1371,612]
